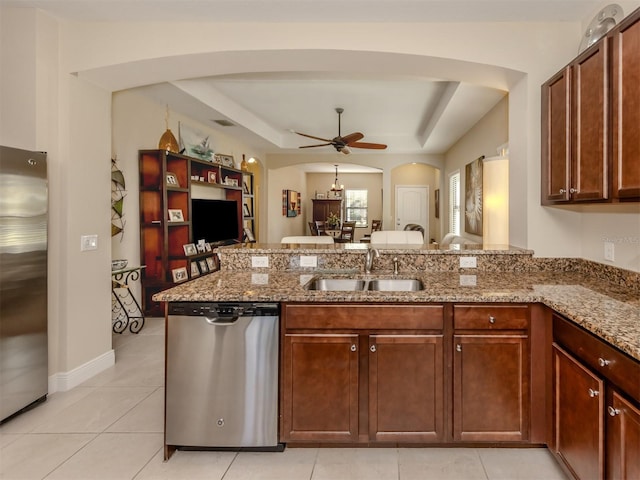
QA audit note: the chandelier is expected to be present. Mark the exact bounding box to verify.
[330,164,344,193]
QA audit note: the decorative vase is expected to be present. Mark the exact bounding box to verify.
[241,154,249,172]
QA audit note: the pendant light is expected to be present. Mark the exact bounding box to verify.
[330,164,344,193]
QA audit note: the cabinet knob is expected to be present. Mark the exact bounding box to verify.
[598,357,610,367]
[559,188,566,194]
[456,344,462,352]
[588,388,599,398]
[489,315,496,324]
[569,188,578,194]
[370,345,377,353]
[350,344,357,352]
[608,406,621,417]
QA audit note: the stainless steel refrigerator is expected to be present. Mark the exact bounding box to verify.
[0,145,48,422]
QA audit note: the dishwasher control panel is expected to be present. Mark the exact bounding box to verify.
[168,302,279,317]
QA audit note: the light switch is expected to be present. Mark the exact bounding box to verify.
[80,234,98,251]
[604,242,615,261]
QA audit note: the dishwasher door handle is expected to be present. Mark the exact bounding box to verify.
[204,316,240,326]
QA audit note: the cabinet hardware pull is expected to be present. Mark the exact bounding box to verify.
[489,315,496,324]
[370,345,376,353]
[559,188,566,194]
[608,406,621,417]
[569,188,578,194]
[588,388,599,397]
[456,344,462,352]
[598,357,610,367]
[350,344,357,352]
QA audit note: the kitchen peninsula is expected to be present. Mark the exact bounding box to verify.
[154,243,639,479]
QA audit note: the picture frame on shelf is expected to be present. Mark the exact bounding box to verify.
[171,267,188,283]
[183,243,197,256]
[243,181,250,194]
[207,171,217,183]
[204,243,212,252]
[316,192,325,199]
[243,227,256,242]
[215,154,235,168]
[198,259,209,273]
[190,261,200,278]
[205,256,216,270]
[168,209,184,222]
[179,122,215,161]
[166,172,179,187]
[243,203,251,217]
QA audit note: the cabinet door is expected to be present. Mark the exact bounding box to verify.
[571,40,609,202]
[453,334,529,441]
[281,334,359,442]
[369,335,444,442]
[542,67,571,203]
[553,344,604,480]
[607,390,640,480]
[612,10,640,200]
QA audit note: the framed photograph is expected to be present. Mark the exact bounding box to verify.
[215,154,235,168]
[435,189,440,219]
[168,209,184,222]
[183,243,197,256]
[171,267,188,283]
[204,243,212,252]
[243,227,256,242]
[198,259,209,273]
[207,171,217,183]
[243,203,251,217]
[464,156,484,236]
[243,181,250,194]
[190,261,200,278]
[316,192,326,199]
[196,243,206,253]
[179,122,215,161]
[205,256,216,271]
[166,172,179,187]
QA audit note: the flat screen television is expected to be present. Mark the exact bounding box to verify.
[191,198,240,245]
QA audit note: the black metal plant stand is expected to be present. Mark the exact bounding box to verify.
[111,266,146,334]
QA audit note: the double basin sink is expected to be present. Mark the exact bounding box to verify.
[305,277,424,292]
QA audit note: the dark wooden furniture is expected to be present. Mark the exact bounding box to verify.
[281,303,445,444]
[552,313,640,480]
[242,172,255,242]
[452,305,530,442]
[334,221,356,243]
[541,7,639,204]
[138,150,248,316]
[311,198,342,225]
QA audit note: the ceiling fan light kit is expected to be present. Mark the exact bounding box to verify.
[294,107,387,154]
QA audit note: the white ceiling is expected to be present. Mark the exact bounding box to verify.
[5,0,612,165]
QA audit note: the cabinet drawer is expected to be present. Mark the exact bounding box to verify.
[553,314,640,401]
[453,305,529,330]
[284,304,443,330]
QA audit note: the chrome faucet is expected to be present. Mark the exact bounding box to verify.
[364,247,380,274]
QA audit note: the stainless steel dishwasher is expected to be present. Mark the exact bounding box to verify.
[166,302,280,449]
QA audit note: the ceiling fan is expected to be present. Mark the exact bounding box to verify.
[293,107,387,155]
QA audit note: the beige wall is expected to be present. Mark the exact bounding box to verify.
[266,166,307,243]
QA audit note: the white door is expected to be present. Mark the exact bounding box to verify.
[395,185,428,241]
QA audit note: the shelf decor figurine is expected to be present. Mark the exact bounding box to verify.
[158,105,179,153]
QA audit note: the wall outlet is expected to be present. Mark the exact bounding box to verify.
[251,256,269,268]
[251,273,269,284]
[459,274,477,286]
[459,256,477,268]
[80,234,98,251]
[299,255,318,267]
[604,242,615,261]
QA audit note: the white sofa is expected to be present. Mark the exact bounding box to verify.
[369,230,424,245]
[281,236,334,244]
[439,233,474,246]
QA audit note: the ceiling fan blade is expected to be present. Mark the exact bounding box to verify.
[350,141,388,150]
[299,143,333,149]
[341,132,364,145]
[293,131,334,143]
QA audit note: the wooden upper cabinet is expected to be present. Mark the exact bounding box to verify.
[611,9,640,200]
[541,40,609,204]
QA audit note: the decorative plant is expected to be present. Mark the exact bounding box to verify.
[326,211,340,229]
[111,157,126,239]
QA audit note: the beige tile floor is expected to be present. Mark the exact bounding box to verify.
[0,317,569,480]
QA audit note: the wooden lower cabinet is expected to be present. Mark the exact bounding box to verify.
[281,334,359,442]
[369,334,444,442]
[553,344,605,480]
[607,390,640,480]
[453,334,529,441]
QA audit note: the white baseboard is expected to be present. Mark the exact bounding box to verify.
[48,349,115,393]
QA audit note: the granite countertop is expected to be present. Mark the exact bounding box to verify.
[154,268,640,362]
